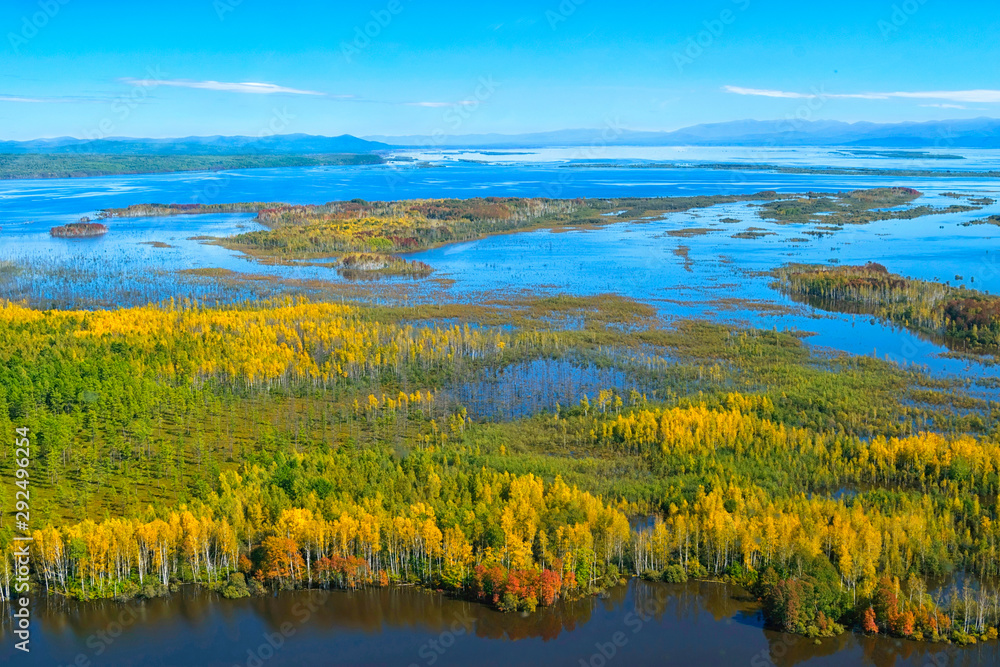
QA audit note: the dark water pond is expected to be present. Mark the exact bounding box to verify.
[2,579,995,667]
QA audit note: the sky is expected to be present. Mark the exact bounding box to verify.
[1,0,999,140]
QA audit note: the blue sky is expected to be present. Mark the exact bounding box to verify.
[1,0,998,140]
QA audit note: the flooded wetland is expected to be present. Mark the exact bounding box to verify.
[4,149,1000,666]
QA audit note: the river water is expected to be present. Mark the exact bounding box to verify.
[2,580,996,667]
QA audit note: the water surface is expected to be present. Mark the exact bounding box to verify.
[2,580,993,667]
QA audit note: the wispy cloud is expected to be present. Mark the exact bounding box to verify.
[920,103,967,110]
[119,78,324,95]
[722,86,884,100]
[724,85,1000,104]
[0,94,108,103]
[404,100,479,108]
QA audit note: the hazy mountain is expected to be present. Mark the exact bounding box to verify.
[6,119,1000,155]
[0,133,389,155]
[367,118,1000,149]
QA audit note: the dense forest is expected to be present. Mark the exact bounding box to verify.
[773,262,1000,351]
[0,153,383,180]
[1,289,999,644]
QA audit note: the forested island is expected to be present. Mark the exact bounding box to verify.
[98,188,979,263]
[773,262,1000,352]
[49,222,109,238]
[0,153,384,180]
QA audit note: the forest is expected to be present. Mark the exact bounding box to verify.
[49,222,108,238]
[772,262,1000,352]
[0,153,383,180]
[1,287,999,645]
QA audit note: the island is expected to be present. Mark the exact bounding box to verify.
[49,222,109,238]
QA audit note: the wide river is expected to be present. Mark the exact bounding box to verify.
[2,146,1000,665]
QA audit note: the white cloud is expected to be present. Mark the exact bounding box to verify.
[404,100,479,108]
[722,86,815,99]
[889,90,1000,103]
[920,103,967,110]
[724,86,1000,104]
[119,79,324,95]
[0,94,109,103]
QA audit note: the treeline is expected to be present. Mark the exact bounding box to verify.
[773,263,1000,350]
[98,202,280,218]
[50,222,108,238]
[5,395,1000,642]
[0,154,383,180]
[7,470,625,613]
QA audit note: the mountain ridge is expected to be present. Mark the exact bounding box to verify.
[4,118,1000,153]
[366,117,1000,149]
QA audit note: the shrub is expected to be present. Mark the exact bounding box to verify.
[221,572,251,599]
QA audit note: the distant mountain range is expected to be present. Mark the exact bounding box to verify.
[5,118,1000,155]
[367,118,1000,149]
[0,133,389,155]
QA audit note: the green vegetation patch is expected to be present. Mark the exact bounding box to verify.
[0,153,384,180]
[772,262,1000,352]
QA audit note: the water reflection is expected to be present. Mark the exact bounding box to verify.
[4,580,996,666]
